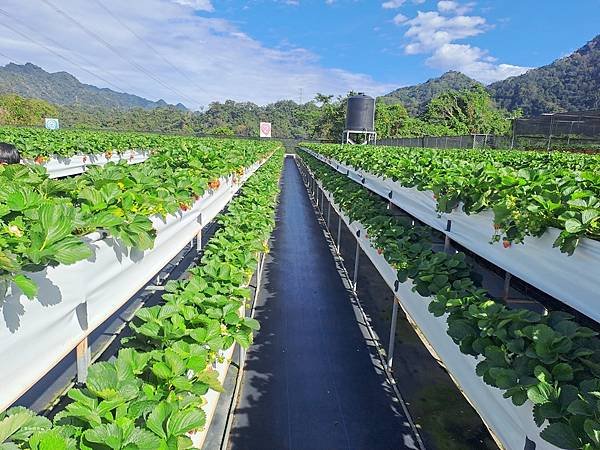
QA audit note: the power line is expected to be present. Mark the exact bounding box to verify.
[90,0,207,96]
[0,48,24,65]
[0,17,131,95]
[0,7,138,96]
[39,0,203,108]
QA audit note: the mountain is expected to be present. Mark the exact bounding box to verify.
[380,71,483,115]
[489,34,600,116]
[0,63,187,110]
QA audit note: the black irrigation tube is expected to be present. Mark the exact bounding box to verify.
[295,155,427,450]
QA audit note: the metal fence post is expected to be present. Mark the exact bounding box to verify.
[387,298,399,369]
[327,201,331,228]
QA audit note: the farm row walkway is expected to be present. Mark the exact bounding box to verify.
[227,156,419,450]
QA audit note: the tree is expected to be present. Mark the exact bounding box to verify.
[209,125,235,136]
[0,94,58,126]
[424,86,514,135]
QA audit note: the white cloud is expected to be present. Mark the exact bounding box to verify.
[403,11,487,53]
[0,0,392,108]
[437,1,474,15]
[382,0,405,8]
[397,8,530,83]
[393,13,409,24]
[171,0,213,11]
[426,43,530,83]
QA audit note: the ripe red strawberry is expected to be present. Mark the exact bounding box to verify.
[502,239,511,248]
[179,202,189,211]
[34,155,46,164]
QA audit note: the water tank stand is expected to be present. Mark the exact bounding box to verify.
[342,130,377,145]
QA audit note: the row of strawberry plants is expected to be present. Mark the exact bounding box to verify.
[0,150,283,449]
[0,127,189,159]
[0,138,279,299]
[300,150,600,450]
[303,143,600,255]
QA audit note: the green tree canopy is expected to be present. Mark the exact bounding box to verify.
[0,94,58,126]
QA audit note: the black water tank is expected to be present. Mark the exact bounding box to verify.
[345,93,375,131]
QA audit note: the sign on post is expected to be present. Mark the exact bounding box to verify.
[259,122,272,138]
[44,118,60,130]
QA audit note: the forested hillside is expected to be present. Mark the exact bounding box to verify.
[489,34,600,115]
[0,63,185,110]
[381,71,483,115]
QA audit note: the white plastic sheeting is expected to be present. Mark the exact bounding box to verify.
[0,157,268,412]
[304,148,600,324]
[304,163,558,450]
[29,150,151,179]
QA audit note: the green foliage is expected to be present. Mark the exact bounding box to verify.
[381,71,483,115]
[208,126,234,137]
[0,63,172,110]
[0,128,280,301]
[489,35,600,115]
[1,151,282,450]
[300,149,600,450]
[304,143,600,254]
[424,86,515,135]
[0,94,57,127]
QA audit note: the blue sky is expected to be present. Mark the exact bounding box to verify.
[0,0,598,108]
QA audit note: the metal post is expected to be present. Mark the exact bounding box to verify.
[444,220,452,253]
[327,202,331,227]
[320,189,324,212]
[352,239,360,291]
[503,272,512,302]
[196,229,202,252]
[336,214,342,252]
[387,299,399,368]
[547,115,554,151]
[511,119,517,149]
[76,337,91,384]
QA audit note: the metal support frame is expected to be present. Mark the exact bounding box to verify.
[76,337,91,384]
[352,238,360,291]
[342,129,377,145]
[196,224,203,253]
[503,272,513,302]
[387,298,399,369]
[336,214,342,252]
[444,219,452,253]
[326,201,331,227]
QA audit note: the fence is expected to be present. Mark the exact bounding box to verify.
[377,135,512,149]
[377,110,600,152]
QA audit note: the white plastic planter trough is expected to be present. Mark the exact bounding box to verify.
[26,149,151,179]
[304,148,600,325]
[303,163,559,450]
[0,156,268,412]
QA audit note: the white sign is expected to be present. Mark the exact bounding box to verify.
[259,122,272,138]
[44,118,60,130]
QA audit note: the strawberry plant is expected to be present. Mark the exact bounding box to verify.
[1,134,280,300]
[0,150,282,450]
[304,143,600,254]
[300,150,600,449]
